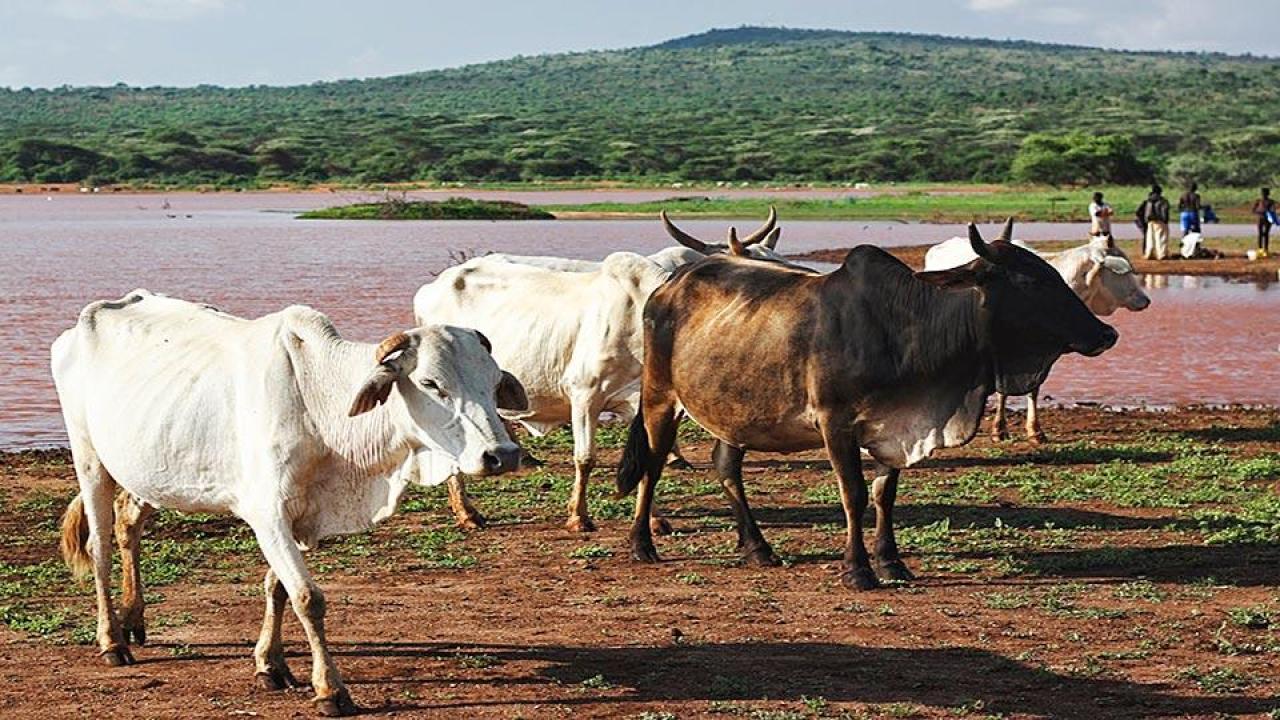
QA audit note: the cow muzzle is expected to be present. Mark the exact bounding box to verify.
[1074,325,1119,357]
[478,444,522,476]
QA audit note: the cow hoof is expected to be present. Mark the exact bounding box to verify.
[743,545,781,567]
[101,645,136,667]
[666,456,694,470]
[1027,432,1047,446]
[125,625,147,646]
[649,516,673,536]
[840,568,880,591]
[257,666,301,691]
[456,512,487,531]
[631,542,661,563]
[991,430,1010,442]
[565,516,597,533]
[878,560,915,582]
[313,689,358,717]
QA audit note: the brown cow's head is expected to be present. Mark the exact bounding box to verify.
[916,219,1118,395]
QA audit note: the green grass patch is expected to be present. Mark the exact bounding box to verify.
[299,197,553,220]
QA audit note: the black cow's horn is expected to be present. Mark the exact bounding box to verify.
[995,217,1015,243]
[660,210,710,254]
[968,223,999,263]
[740,205,777,246]
[727,226,746,256]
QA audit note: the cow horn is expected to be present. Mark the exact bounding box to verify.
[995,217,1015,243]
[375,332,414,364]
[968,223,999,263]
[727,227,747,256]
[740,205,778,246]
[762,226,781,250]
[660,210,710,254]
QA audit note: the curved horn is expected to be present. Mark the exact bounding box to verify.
[968,223,999,263]
[374,332,414,364]
[995,217,1014,244]
[727,227,747,256]
[761,226,781,250]
[740,205,778,246]
[660,210,710,254]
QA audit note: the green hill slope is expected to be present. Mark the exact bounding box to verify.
[2,26,1277,187]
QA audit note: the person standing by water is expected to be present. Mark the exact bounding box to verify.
[1178,182,1202,237]
[1253,187,1275,258]
[1089,191,1113,236]
[1138,185,1171,259]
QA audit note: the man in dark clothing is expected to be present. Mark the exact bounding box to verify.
[1178,182,1201,236]
[1139,185,1172,259]
[1253,187,1275,258]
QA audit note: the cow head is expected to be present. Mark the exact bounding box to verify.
[660,207,799,266]
[917,219,1118,396]
[348,327,527,476]
[1081,235,1150,316]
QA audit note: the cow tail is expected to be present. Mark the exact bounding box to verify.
[60,493,94,578]
[615,407,650,498]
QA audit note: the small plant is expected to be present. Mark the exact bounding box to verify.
[1177,666,1261,694]
[456,653,501,669]
[581,674,615,690]
[676,572,707,586]
[1225,606,1273,629]
[570,544,613,560]
[638,713,677,720]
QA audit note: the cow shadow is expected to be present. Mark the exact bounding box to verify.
[313,640,1276,718]
[1012,543,1280,587]
[1169,421,1280,444]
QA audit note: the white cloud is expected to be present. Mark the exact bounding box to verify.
[968,0,1022,10]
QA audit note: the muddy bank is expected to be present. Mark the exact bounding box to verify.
[1,406,1278,719]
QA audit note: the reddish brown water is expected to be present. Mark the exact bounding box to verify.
[1,194,1276,449]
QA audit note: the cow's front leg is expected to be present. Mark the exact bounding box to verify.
[254,568,301,690]
[991,393,1010,441]
[712,440,778,566]
[251,518,355,717]
[821,412,877,590]
[114,492,154,646]
[446,475,486,530]
[565,396,601,532]
[1025,389,1047,445]
[870,463,913,582]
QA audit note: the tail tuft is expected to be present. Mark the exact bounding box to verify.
[615,408,650,498]
[60,494,93,578]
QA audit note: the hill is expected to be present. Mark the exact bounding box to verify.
[1,26,1278,187]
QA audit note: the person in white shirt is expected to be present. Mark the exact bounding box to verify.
[1089,191,1113,236]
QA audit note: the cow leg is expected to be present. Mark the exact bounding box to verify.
[991,393,1010,441]
[254,568,301,691]
[446,474,486,530]
[250,518,355,717]
[870,463,913,582]
[71,447,133,666]
[712,440,778,566]
[1025,389,1047,445]
[565,396,602,532]
[821,413,877,590]
[629,399,679,563]
[114,492,154,646]
[665,412,692,470]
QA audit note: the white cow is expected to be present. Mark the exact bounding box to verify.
[415,212,789,533]
[924,228,1150,442]
[53,290,527,717]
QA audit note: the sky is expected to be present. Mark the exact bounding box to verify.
[1,0,1276,89]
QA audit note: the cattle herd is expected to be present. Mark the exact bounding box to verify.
[50,211,1143,716]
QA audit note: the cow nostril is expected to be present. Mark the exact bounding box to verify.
[482,447,521,474]
[482,451,502,473]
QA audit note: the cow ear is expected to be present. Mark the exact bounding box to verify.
[496,370,529,411]
[474,330,492,353]
[348,365,399,417]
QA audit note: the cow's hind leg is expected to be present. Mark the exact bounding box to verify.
[565,395,602,532]
[446,475,486,530]
[991,393,1010,441]
[628,399,679,563]
[821,412,877,590]
[712,440,778,567]
[254,568,301,691]
[114,492,154,646]
[69,446,133,665]
[870,463,913,582]
[1025,389,1047,445]
[249,517,355,716]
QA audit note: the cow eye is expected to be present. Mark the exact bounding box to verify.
[422,379,445,396]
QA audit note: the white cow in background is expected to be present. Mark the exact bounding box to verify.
[415,211,786,533]
[925,226,1150,442]
[53,290,527,717]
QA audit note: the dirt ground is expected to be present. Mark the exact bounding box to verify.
[792,243,1280,281]
[1,407,1278,719]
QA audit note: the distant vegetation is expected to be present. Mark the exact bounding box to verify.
[1,27,1278,188]
[298,197,553,220]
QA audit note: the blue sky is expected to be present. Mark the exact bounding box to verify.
[1,0,1276,89]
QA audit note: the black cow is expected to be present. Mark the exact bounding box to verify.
[616,221,1118,590]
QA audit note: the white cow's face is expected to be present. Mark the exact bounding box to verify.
[1085,238,1150,316]
[350,327,526,476]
